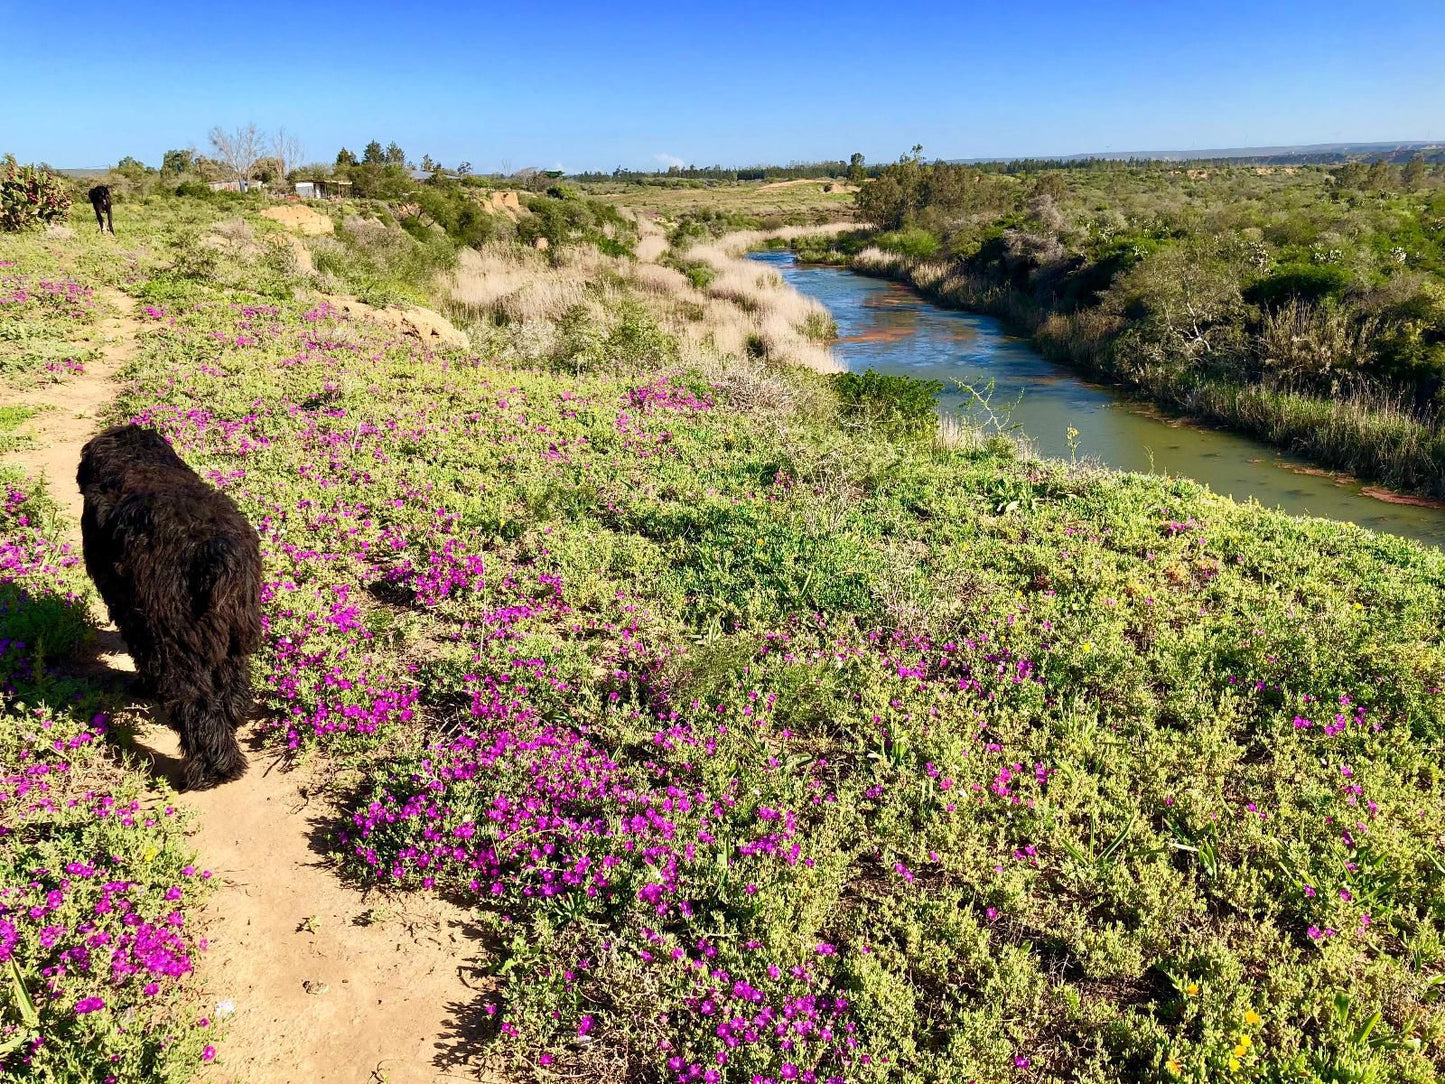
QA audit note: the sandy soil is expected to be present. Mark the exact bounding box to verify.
[758,178,829,191]
[1,286,503,1083]
[261,205,335,236]
[2,285,140,536]
[137,728,502,1084]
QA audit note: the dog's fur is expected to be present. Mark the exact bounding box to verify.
[78,425,261,789]
[88,185,113,233]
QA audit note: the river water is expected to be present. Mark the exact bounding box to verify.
[750,250,1445,548]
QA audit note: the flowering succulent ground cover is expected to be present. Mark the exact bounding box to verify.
[3,195,1445,1084]
[0,473,221,1080]
[0,253,105,387]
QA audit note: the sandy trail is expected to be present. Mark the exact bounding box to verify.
[3,285,140,538]
[139,728,500,1084]
[1,287,501,1084]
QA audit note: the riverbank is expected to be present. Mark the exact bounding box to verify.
[751,248,1445,546]
[823,243,1445,499]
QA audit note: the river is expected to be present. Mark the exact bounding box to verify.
[750,250,1445,548]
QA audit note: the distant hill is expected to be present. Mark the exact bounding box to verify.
[950,140,1445,166]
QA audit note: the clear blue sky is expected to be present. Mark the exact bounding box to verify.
[3,0,1442,171]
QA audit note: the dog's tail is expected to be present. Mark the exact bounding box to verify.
[188,533,263,659]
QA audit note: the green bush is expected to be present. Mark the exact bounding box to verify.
[684,262,716,289]
[414,185,495,249]
[832,369,943,440]
[875,227,941,259]
[1245,262,1352,307]
[518,195,638,255]
[0,161,72,232]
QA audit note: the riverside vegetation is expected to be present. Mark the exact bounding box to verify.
[0,170,1443,1084]
[788,153,1445,496]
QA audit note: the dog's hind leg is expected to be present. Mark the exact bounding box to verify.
[215,654,254,731]
[166,669,248,790]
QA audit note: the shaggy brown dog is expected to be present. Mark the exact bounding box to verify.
[78,425,261,789]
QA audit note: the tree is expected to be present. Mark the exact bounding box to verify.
[1333,162,1369,189]
[385,142,406,166]
[1033,172,1066,201]
[421,154,436,172]
[363,141,385,165]
[209,123,263,189]
[115,156,150,179]
[1365,159,1397,192]
[252,157,282,184]
[1403,155,1428,189]
[848,152,866,183]
[456,162,473,177]
[336,147,358,167]
[162,148,195,175]
[271,128,304,182]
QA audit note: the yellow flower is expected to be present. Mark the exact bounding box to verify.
[1184,982,1199,997]
[1082,641,1095,653]
[1166,1056,1182,1076]
[1229,1057,1241,1071]
[141,844,159,862]
[1244,1010,1262,1026]
[1239,1034,1252,1049]
[1233,1042,1248,1058]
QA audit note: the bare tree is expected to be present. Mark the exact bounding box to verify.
[209,124,263,190]
[271,128,305,184]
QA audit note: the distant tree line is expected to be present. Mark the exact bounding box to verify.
[570,156,884,184]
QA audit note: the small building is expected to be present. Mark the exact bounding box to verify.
[293,179,352,200]
[209,179,265,193]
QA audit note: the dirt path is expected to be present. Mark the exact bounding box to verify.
[2,289,501,1084]
[140,728,500,1084]
[3,285,140,539]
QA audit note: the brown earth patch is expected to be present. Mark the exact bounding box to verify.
[1360,486,1445,509]
[262,205,336,236]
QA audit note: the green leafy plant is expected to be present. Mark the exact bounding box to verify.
[0,161,72,232]
[832,369,944,441]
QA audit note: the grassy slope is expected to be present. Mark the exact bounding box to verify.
[594,178,858,226]
[3,196,1444,1084]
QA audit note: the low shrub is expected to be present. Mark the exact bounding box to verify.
[832,369,944,440]
[0,162,72,233]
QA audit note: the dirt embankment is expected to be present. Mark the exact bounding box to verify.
[261,205,335,236]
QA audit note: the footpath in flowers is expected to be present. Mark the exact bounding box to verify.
[2,196,1445,1084]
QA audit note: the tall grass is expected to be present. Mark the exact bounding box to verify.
[438,226,849,374]
[1183,381,1445,491]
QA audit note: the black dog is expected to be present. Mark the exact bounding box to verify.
[88,185,113,234]
[78,425,261,789]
